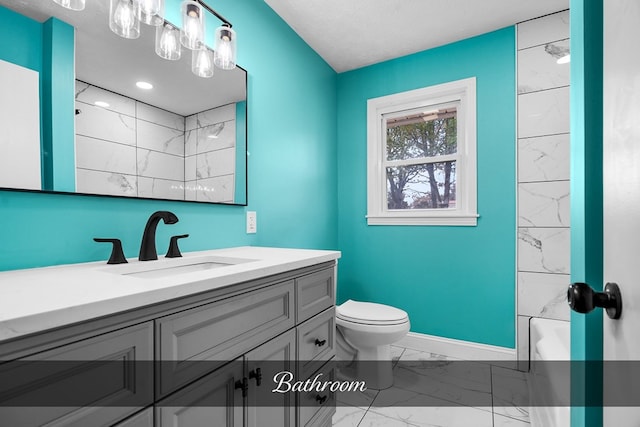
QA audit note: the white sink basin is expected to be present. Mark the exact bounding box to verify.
[102,256,257,279]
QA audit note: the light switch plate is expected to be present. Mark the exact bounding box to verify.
[246,211,257,234]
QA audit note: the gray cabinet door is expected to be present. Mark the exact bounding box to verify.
[245,329,296,427]
[156,280,295,397]
[156,358,244,427]
[0,322,153,427]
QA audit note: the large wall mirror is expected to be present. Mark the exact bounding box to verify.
[0,0,247,205]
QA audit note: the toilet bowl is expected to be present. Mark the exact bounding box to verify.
[335,299,410,389]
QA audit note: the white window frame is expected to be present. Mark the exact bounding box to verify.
[366,77,478,226]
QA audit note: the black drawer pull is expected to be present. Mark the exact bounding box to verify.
[314,338,327,347]
[249,368,262,386]
[235,377,248,398]
[316,394,328,405]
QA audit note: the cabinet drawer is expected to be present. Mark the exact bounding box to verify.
[296,268,334,323]
[0,322,153,427]
[157,280,295,396]
[297,308,335,380]
[296,361,336,427]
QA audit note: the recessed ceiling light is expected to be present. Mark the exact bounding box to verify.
[94,101,110,108]
[136,81,153,90]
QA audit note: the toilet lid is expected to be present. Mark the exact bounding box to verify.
[336,300,408,325]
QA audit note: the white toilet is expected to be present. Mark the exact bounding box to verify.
[335,299,410,389]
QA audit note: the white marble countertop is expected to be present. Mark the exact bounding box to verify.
[0,246,341,341]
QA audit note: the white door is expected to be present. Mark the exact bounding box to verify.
[603,0,640,424]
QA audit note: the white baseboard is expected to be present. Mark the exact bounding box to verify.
[397,332,516,361]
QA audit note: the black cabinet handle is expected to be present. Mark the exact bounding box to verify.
[249,368,262,386]
[315,394,328,405]
[314,338,327,347]
[568,282,622,319]
[235,377,248,398]
[93,238,127,264]
[166,234,189,258]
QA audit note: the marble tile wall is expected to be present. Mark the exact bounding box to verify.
[75,81,185,200]
[184,103,237,203]
[516,11,571,366]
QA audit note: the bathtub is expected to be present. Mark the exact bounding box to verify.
[529,318,570,427]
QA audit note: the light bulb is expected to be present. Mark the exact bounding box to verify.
[138,0,160,15]
[110,0,140,39]
[180,1,204,50]
[156,23,181,60]
[192,47,214,78]
[214,25,236,70]
[136,0,164,26]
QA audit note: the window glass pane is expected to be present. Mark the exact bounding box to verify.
[385,107,457,161]
[386,161,456,210]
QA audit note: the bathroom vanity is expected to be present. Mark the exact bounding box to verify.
[0,247,340,427]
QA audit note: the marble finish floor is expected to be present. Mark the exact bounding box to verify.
[332,346,530,427]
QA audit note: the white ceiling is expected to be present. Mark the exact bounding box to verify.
[264,0,569,72]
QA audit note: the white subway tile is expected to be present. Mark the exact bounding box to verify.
[518,181,570,227]
[518,10,569,50]
[518,87,570,138]
[518,40,570,94]
[75,136,136,175]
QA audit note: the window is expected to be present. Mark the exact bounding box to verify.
[366,78,477,226]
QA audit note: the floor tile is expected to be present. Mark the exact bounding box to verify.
[370,386,493,426]
[390,345,405,367]
[494,413,532,426]
[492,366,531,423]
[332,405,368,427]
[392,350,492,408]
[358,410,421,426]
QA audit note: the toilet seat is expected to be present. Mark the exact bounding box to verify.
[337,300,409,326]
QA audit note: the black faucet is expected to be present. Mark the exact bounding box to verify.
[139,211,179,261]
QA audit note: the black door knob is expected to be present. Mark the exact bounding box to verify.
[567,282,622,319]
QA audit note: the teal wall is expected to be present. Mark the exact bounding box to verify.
[336,28,516,347]
[0,0,338,271]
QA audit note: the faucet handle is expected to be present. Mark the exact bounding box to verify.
[166,234,189,258]
[94,238,128,264]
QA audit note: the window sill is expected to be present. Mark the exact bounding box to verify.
[366,213,479,226]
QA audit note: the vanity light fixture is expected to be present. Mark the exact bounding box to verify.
[54,0,237,77]
[109,0,140,39]
[213,23,236,70]
[156,22,181,60]
[137,0,164,26]
[52,0,85,11]
[192,45,215,78]
[180,0,204,50]
[557,54,570,64]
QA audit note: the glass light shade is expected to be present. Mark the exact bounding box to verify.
[155,23,181,60]
[213,25,236,70]
[109,0,140,39]
[136,0,164,26]
[192,46,214,78]
[53,0,86,11]
[180,0,204,50]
